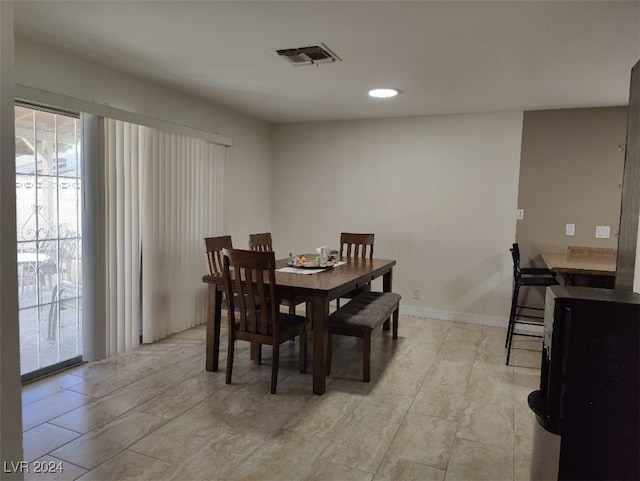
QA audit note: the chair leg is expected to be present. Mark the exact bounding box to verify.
[252,343,263,365]
[299,328,307,374]
[506,284,521,366]
[226,337,235,385]
[392,308,399,340]
[22,264,37,294]
[508,284,522,344]
[271,344,280,394]
[505,282,520,347]
[363,330,371,382]
[47,284,59,341]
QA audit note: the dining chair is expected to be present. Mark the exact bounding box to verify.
[248,232,273,252]
[205,235,245,316]
[505,242,558,365]
[46,239,80,341]
[336,232,375,308]
[205,235,234,277]
[18,236,63,294]
[248,232,301,315]
[18,261,36,294]
[222,248,309,394]
[340,232,375,259]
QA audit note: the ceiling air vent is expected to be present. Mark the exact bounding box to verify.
[277,44,341,66]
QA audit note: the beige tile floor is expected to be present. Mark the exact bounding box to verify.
[21,314,542,481]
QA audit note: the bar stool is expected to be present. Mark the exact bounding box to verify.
[505,243,559,365]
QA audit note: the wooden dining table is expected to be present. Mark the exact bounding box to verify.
[202,256,396,395]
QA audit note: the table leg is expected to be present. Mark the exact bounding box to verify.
[383,267,393,330]
[206,283,222,372]
[311,297,329,395]
[383,267,393,292]
[251,343,262,364]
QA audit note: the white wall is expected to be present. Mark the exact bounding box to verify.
[272,112,524,324]
[14,37,273,245]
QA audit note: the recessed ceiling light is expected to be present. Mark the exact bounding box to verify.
[368,88,399,99]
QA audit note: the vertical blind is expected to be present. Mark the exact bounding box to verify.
[104,119,225,356]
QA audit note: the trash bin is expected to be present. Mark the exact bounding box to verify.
[528,390,561,481]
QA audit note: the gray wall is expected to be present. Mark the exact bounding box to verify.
[516,107,628,270]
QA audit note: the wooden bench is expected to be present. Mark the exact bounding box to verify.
[327,291,401,382]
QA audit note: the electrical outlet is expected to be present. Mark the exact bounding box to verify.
[516,209,524,220]
[595,226,611,239]
[412,288,421,299]
[565,224,575,236]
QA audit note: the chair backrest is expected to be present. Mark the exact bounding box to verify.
[510,243,521,278]
[340,232,375,259]
[222,248,279,339]
[60,240,80,284]
[205,235,233,276]
[249,232,273,252]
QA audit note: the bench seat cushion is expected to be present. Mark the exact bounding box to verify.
[329,291,402,330]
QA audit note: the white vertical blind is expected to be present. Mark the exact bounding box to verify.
[105,120,142,355]
[104,119,225,356]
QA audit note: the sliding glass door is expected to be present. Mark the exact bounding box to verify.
[15,104,83,379]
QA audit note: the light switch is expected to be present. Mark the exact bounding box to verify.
[516,209,524,220]
[566,224,575,236]
[595,226,611,239]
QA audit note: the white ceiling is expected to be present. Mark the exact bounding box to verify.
[13,0,640,123]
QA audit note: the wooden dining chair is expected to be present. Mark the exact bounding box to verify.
[248,232,300,315]
[248,232,273,252]
[205,235,234,277]
[340,232,375,260]
[337,232,375,308]
[222,248,309,394]
[204,235,239,316]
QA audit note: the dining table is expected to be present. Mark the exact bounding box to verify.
[17,252,49,264]
[202,256,397,395]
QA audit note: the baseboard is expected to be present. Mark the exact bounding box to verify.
[399,305,507,329]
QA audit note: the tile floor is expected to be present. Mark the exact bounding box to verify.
[21,314,542,481]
